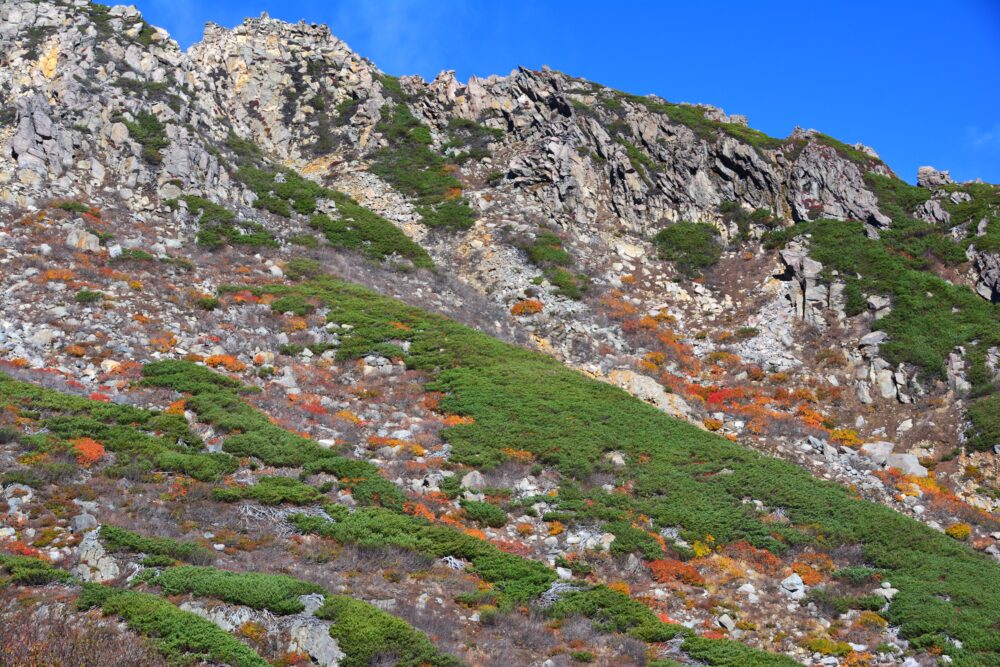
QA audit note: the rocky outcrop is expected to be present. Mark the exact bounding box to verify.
[917,166,955,188]
[777,240,845,328]
[973,251,1000,302]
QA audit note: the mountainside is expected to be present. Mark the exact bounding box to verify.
[1,2,999,666]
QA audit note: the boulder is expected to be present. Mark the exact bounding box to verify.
[917,166,954,188]
[66,227,100,253]
[884,453,928,478]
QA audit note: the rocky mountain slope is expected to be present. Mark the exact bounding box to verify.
[1,2,999,666]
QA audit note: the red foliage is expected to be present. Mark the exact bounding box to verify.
[722,541,783,575]
[649,558,706,586]
[70,437,106,466]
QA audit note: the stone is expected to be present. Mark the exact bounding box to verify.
[917,166,954,188]
[70,512,98,533]
[66,227,101,252]
[860,441,894,465]
[717,613,736,631]
[461,470,485,490]
[884,453,928,478]
[780,572,806,599]
[74,531,120,582]
[288,620,345,666]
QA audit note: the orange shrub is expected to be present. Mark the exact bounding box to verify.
[510,299,543,316]
[723,541,783,575]
[516,523,534,537]
[335,410,362,424]
[70,437,106,466]
[703,418,723,432]
[649,558,705,586]
[548,521,565,536]
[205,354,247,372]
[443,415,475,426]
[608,581,631,596]
[791,562,823,586]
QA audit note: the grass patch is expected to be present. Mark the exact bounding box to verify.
[77,584,268,667]
[100,525,214,565]
[121,111,169,165]
[148,566,324,614]
[310,190,432,268]
[370,104,475,230]
[655,221,722,276]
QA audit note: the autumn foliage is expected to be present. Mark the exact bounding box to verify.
[70,437,106,466]
[649,558,706,586]
[510,299,543,316]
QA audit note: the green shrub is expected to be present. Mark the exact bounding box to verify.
[74,289,103,304]
[460,499,507,528]
[370,104,475,230]
[233,275,1000,663]
[606,521,663,560]
[77,585,268,667]
[194,297,219,311]
[270,294,313,316]
[213,475,323,506]
[0,371,232,482]
[316,595,462,667]
[0,554,70,584]
[150,566,324,614]
[310,192,433,268]
[654,221,721,276]
[122,111,169,165]
[57,201,90,213]
[966,394,1000,453]
[525,232,571,267]
[100,525,214,565]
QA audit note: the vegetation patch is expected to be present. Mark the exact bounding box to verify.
[231,275,1000,662]
[149,566,324,614]
[764,217,1000,452]
[214,475,324,506]
[77,584,269,667]
[655,221,722,276]
[121,111,169,165]
[370,104,476,230]
[310,190,433,268]
[99,525,214,565]
[0,371,236,482]
[0,554,71,584]
[316,595,462,667]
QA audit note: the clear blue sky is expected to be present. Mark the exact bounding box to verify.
[135,0,1000,184]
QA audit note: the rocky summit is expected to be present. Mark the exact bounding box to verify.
[1,2,999,666]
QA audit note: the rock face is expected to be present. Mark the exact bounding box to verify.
[73,531,120,582]
[917,166,955,188]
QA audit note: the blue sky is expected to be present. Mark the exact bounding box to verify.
[135,0,1000,184]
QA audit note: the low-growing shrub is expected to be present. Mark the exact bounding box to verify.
[461,499,507,528]
[654,221,721,276]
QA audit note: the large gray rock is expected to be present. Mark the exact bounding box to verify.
[860,441,894,465]
[884,453,928,478]
[288,619,345,666]
[74,531,121,582]
[917,166,955,188]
